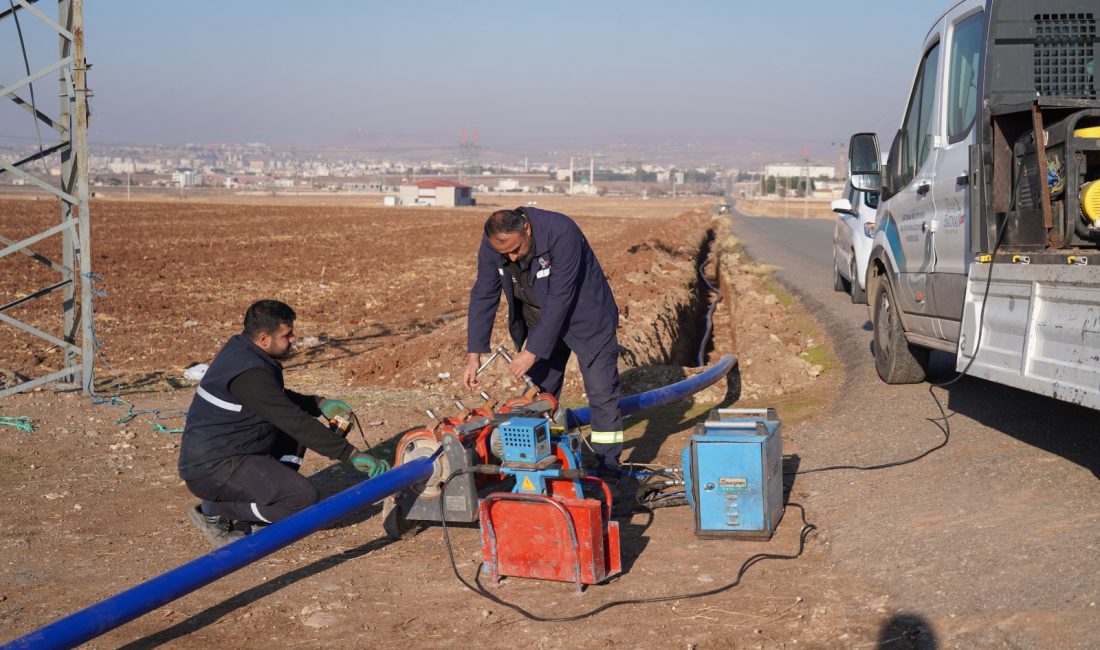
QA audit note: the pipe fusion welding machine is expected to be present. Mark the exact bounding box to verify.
[682,408,784,539]
[380,354,779,590]
[382,384,621,592]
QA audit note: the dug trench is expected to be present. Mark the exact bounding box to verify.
[331,207,838,486]
[579,210,838,473]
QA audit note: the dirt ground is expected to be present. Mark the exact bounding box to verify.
[1,192,876,648]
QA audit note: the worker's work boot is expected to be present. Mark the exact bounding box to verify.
[610,474,641,517]
[187,504,248,548]
[596,470,639,518]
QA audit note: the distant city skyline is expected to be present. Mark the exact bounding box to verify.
[2,1,947,164]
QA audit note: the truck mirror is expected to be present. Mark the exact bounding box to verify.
[851,173,880,193]
[849,133,881,174]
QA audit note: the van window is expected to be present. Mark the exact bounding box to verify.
[948,12,984,142]
[899,42,942,188]
[916,44,941,170]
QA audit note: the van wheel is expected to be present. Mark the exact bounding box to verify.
[872,279,930,384]
[849,253,867,304]
[833,260,848,292]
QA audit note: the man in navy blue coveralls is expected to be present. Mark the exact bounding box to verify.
[463,207,628,491]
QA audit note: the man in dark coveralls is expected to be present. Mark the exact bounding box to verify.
[179,300,389,547]
[463,207,635,513]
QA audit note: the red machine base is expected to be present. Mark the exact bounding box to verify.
[479,493,621,592]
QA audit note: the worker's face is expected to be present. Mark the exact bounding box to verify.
[489,222,533,262]
[256,322,297,359]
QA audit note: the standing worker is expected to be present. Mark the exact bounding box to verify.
[463,207,635,514]
[179,300,390,547]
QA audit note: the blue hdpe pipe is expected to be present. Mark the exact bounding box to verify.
[6,357,736,649]
[3,454,439,650]
[566,354,738,428]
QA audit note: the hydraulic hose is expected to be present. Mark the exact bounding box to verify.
[3,453,440,650]
[566,353,737,428]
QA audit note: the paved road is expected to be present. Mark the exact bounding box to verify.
[729,209,1100,647]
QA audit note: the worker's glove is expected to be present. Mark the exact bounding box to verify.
[348,451,390,478]
[320,399,354,437]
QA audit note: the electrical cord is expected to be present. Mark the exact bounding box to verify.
[437,468,815,622]
[351,412,375,452]
[791,155,1020,478]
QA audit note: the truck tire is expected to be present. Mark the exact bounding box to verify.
[872,279,930,384]
[849,253,867,304]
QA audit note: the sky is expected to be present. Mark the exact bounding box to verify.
[4,1,948,163]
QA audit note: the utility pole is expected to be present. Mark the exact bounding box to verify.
[802,146,810,219]
[569,156,574,195]
[0,0,95,397]
[783,177,788,217]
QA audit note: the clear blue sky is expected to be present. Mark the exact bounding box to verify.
[8,1,948,160]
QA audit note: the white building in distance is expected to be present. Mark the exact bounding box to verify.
[398,179,475,206]
[764,163,836,179]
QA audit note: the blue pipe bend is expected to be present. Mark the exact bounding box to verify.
[3,454,439,650]
[566,353,738,428]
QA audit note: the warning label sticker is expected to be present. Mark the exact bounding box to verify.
[521,476,536,492]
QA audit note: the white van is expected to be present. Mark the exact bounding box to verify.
[851,0,1100,408]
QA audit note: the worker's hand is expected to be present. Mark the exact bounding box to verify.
[509,349,537,381]
[463,353,481,390]
[319,399,352,420]
[348,451,390,478]
[320,399,354,437]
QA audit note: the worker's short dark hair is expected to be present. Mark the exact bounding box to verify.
[243,300,296,338]
[484,208,527,237]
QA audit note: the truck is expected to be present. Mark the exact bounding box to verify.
[850,0,1100,409]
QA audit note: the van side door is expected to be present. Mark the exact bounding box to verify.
[884,27,944,339]
[928,4,985,342]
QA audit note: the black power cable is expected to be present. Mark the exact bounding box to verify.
[437,468,815,622]
[789,158,1019,479]
[428,167,1019,621]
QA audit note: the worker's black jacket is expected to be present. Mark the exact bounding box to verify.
[467,207,618,364]
[178,334,354,480]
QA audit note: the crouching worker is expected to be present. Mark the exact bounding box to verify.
[178,299,389,547]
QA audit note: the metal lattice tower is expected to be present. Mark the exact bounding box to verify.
[0,0,94,397]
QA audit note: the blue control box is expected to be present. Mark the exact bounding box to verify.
[497,417,552,464]
[681,408,783,539]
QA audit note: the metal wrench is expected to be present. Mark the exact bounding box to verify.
[477,346,537,391]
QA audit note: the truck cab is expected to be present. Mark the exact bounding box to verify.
[853,0,1100,407]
